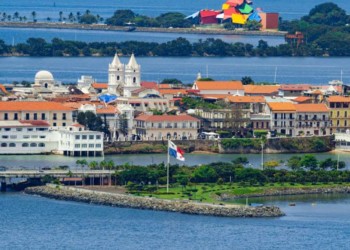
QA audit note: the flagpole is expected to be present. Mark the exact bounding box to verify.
[167,139,170,193]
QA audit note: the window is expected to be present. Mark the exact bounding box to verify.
[16,128,22,131]
[96,135,101,140]
[89,135,94,140]
[38,143,45,147]
[10,135,17,139]
[14,113,18,120]
[9,143,16,147]
[30,143,37,147]
[31,135,38,139]
[27,128,33,131]
[2,135,8,139]
[53,123,57,127]
[40,136,46,139]
[183,123,187,128]
[62,123,66,127]
[133,77,136,83]
[89,144,94,148]
[82,144,87,148]
[1,143,7,147]
[25,113,30,120]
[82,135,87,140]
[53,113,57,120]
[22,143,29,147]
[33,113,38,120]
[174,123,177,128]
[4,113,8,120]
[62,113,66,120]
[75,144,80,148]
[158,123,162,128]
[23,135,30,139]
[96,144,102,148]
[42,113,46,120]
[4,128,10,131]
[75,135,80,140]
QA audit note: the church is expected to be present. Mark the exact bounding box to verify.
[107,53,141,97]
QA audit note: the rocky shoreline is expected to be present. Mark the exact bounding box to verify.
[0,22,286,37]
[219,186,350,201]
[24,185,284,218]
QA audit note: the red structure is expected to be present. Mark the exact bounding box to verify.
[200,10,221,24]
[285,32,305,48]
[259,12,279,30]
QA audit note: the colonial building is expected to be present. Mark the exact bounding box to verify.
[294,104,331,136]
[267,102,296,136]
[0,101,74,127]
[278,84,311,98]
[192,80,244,96]
[326,96,350,133]
[243,85,279,96]
[135,114,200,140]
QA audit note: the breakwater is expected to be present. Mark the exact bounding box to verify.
[25,185,284,217]
[0,22,286,37]
[219,186,350,201]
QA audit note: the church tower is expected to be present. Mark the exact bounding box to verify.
[108,53,124,95]
[124,53,141,97]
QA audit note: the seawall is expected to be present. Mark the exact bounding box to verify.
[24,185,284,218]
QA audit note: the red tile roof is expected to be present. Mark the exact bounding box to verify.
[195,81,244,91]
[135,114,199,122]
[226,96,265,103]
[279,84,311,91]
[0,84,8,95]
[268,102,296,112]
[19,120,50,126]
[244,85,279,95]
[295,104,329,113]
[141,81,158,90]
[92,83,108,89]
[327,96,350,103]
[159,89,188,95]
[293,96,312,103]
[0,101,74,111]
[96,105,118,114]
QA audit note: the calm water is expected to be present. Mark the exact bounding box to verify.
[0,0,348,20]
[0,151,348,169]
[0,27,285,46]
[0,192,349,249]
[0,56,348,84]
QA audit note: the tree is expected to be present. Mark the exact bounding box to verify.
[105,10,136,26]
[77,111,103,131]
[161,78,182,84]
[59,11,63,22]
[79,13,98,24]
[31,11,36,22]
[303,3,348,26]
[287,156,302,171]
[192,165,218,183]
[155,12,191,28]
[244,20,262,31]
[241,76,254,85]
[119,113,129,136]
[300,154,318,170]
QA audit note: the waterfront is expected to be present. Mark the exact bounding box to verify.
[0,57,349,84]
[0,151,348,169]
[0,0,348,20]
[1,191,349,249]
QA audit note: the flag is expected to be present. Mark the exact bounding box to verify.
[168,140,185,161]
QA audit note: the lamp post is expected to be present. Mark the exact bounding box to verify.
[261,140,264,170]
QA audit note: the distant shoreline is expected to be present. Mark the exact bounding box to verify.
[0,22,287,37]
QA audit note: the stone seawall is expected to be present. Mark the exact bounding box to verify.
[219,186,350,201]
[25,185,284,218]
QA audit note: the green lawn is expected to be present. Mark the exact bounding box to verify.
[129,182,350,204]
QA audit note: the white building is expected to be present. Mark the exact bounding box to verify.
[0,121,104,156]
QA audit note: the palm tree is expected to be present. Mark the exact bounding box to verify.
[76,11,81,22]
[85,9,91,15]
[31,11,36,22]
[59,11,63,22]
[99,160,107,186]
[13,12,19,21]
[68,12,74,23]
[89,161,98,185]
[46,17,51,22]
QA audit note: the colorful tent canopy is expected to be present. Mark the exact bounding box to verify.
[238,3,253,14]
[248,11,261,22]
[232,13,248,24]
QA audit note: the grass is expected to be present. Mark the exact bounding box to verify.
[129,182,350,204]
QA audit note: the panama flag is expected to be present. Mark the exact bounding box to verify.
[168,140,185,161]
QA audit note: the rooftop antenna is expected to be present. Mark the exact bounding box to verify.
[274,66,278,83]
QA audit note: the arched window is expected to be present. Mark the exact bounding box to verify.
[173,132,177,139]
[1,143,7,147]
[22,143,29,147]
[44,83,48,88]
[133,77,136,83]
[117,75,120,80]
[9,143,16,147]
[30,143,37,147]
[38,143,45,147]
[166,133,171,139]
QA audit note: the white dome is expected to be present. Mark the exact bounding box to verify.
[35,70,54,81]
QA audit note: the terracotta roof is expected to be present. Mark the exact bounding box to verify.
[226,96,265,103]
[159,89,188,95]
[96,105,117,114]
[141,81,158,90]
[268,102,296,112]
[92,83,108,89]
[295,104,329,113]
[135,114,199,122]
[244,85,279,95]
[194,81,244,91]
[0,84,8,95]
[327,96,350,103]
[201,94,230,100]
[293,96,312,103]
[279,84,311,91]
[63,102,84,109]
[19,120,50,126]
[159,84,172,89]
[71,123,85,128]
[311,90,323,95]
[0,101,74,111]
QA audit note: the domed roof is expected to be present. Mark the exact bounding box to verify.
[35,70,54,81]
